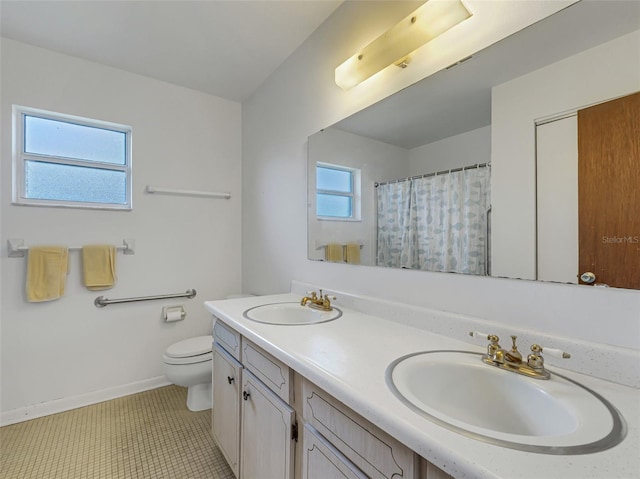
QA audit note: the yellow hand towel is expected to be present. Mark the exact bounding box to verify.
[82,245,116,290]
[26,246,69,302]
[325,243,344,262]
[345,243,361,265]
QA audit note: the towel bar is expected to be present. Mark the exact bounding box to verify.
[95,289,196,308]
[8,238,135,258]
[315,242,364,250]
[145,185,231,199]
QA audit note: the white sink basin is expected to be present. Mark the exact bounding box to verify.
[387,351,626,454]
[243,302,342,325]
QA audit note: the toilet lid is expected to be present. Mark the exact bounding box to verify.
[165,336,212,358]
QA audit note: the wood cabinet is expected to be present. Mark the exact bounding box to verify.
[418,458,454,479]
[212,317,454,479]
[213,320,241,360]
[302,379,415,479]
[213,320,296,479]
[302,424,367,479]
[241,370,295,479]
[212,344,242,478]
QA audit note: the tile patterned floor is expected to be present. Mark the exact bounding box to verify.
[0,385,235,479]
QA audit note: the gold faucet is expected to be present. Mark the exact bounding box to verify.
[300,289,335,311]
[469,332,571,380]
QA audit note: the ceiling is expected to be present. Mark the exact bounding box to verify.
[0,0,343,102]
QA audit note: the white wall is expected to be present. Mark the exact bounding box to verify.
[241,2,640,352]
[307,128,408,264]
[491,30,640,280]
[408,126,491,176]
[536,116,579,284]
[0,39,242,419]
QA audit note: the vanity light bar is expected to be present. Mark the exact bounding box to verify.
[335,0,472,90]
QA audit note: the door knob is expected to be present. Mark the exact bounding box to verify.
[580,272,596,284]
[243,391,250,401]
[227,376,234,384]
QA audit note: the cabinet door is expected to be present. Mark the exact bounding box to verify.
[213,345,242,478]
[302,424,367,479]
[240,370,295,479]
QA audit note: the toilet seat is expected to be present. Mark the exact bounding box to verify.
[163,336,212,365]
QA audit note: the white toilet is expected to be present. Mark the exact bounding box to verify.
[163,335,213,411]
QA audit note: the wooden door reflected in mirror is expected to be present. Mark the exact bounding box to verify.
[578,92,640,289]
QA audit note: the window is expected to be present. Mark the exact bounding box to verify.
[316,163,360,220]
[13,106,132,210]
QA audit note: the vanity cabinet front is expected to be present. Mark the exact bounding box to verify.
[212,344,242,477]
[302,423,368,479]
[241,369,295,479]
[302,379,416,479]
[212,315,452,479]
[213,317,296,479]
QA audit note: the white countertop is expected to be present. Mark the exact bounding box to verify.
[204,292,640,479]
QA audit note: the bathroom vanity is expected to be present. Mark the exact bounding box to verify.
[212,319,296,478]
[205,283,639,479]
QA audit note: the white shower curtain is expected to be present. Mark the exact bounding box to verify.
[376,167,490,275]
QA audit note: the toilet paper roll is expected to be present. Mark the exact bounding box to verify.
[164,306,185,322]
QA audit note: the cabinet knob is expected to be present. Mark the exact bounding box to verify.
[227,376,234,384]
[243,391,250,401]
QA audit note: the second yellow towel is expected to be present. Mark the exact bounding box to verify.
[82,245,117,290]
[345,243,361,264]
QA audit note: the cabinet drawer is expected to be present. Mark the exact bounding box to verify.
[302,380,415,479]
[302,424,368,479]
[242,339,291,403]
[213,318,241,360]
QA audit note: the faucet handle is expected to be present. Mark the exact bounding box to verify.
[314,288,336,301]
[469,331,499,342]
[469,331,502,360]
[530,344,571,359]
[527,344,570,371]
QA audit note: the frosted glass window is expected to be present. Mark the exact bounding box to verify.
[317,193,353,218]
[13,106,131,210]
[316,164,358,220]
[24,116,126,165]
[25,161,127,204]
[317,166,353,193]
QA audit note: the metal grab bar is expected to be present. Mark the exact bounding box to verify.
[94,289,196,308]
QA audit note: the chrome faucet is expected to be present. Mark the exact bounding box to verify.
[469,331,570,379]
[300,289,336,311]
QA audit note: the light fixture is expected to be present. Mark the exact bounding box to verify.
[335,0,472,90]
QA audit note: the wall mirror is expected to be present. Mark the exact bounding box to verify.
[308,1,640,290]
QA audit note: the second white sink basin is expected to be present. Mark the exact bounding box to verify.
[388,351,626,454]
[243,302,342,325]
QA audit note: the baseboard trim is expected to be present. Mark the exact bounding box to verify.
[1,376,172,426]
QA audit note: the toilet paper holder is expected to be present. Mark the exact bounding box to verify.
[163,305,186,322]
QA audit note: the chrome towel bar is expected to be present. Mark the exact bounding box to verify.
[95,289,196,308]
